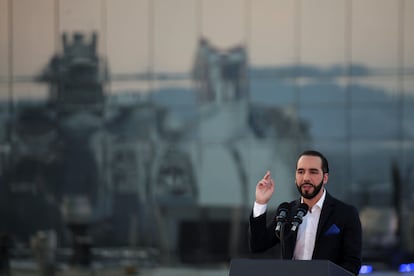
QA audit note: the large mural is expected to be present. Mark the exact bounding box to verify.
[1,0,414,270]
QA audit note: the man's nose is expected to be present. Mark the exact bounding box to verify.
[303,171,311,181]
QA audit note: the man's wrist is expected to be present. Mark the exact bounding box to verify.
[253,201,267,218]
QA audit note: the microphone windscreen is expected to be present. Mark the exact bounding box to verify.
[298,203,309,214]
[277,202,290,211]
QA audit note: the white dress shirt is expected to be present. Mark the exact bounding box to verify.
[293,189,326,260]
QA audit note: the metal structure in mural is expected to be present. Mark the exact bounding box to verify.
[0,32,309,264]
[2,31,411,268]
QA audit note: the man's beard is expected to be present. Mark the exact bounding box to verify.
[296,179,324,199]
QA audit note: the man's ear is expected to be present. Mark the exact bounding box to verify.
[323,173,329,184]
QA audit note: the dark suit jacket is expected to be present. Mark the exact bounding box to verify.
[249,192,362,275]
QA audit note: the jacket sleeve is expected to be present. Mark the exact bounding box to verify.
[248,211,278,253]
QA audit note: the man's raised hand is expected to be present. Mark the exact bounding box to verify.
[255,170,275,205]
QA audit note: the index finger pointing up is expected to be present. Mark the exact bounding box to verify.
[264,170,271,180]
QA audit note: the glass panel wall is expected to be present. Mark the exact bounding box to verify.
[1,0,414,274]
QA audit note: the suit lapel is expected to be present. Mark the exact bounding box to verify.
[315,193,335,242]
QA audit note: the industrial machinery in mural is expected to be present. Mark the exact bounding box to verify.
[0,32,310,264]
[0,32,201,255]
[1,31,412,268]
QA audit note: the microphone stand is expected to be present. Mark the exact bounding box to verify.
[275,222,286,260]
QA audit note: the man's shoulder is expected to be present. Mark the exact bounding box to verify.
[325,192,358,212]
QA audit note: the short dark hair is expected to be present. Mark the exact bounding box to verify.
[298,150,329,173]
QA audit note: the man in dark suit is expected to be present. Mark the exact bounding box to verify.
[249,150,362,275]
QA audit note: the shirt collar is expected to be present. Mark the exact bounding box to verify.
[315,188,326,210]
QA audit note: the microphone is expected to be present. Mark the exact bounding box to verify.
[290,203,309,232]
[275,202,289,233]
